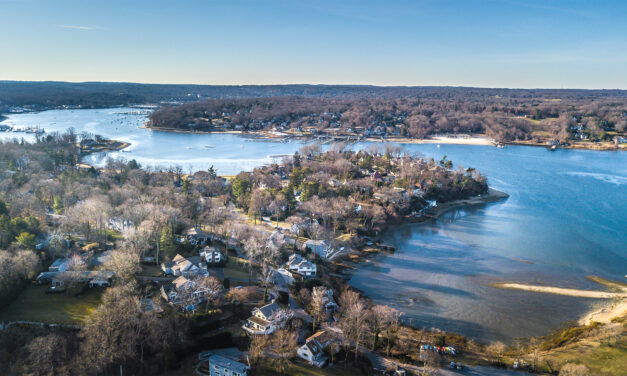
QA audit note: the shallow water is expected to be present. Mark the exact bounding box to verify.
[350,143,627,342]
[2,108,626,342]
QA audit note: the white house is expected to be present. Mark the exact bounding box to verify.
[162,254,208,277]
[304,239,333,259]
[297,331,334,367]
[286,254,317,278]
[243,301,285,335]
[200,246,223,264]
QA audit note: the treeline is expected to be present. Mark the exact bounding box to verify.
[148,94,627,142]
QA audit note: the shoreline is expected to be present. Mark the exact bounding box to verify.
[429,188,509,219]
[79,139,130,154]
[492,277,627,326]
[323,188,510,343]
[143,124,626,151]
[505,140,626,151]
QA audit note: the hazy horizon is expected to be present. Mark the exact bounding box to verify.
[2,79,626,92]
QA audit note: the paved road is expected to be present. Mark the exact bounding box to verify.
[362,346,525,376]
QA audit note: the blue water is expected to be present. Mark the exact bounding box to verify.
[2,108,626,342]
[350,144,627,342]
[0,108,316,173]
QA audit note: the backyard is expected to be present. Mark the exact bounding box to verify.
[0,284,102,325]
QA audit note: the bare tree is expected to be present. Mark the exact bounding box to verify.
[311,286,326,332]
[370,305,403,355]
[486,341,507,366]
[338,289,369,361]
[104,250,140,282]
[559,363,590,376]
[269,329,298,374]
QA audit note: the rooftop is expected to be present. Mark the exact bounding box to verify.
[209,354,249,373]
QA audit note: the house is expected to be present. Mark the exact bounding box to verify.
[185,227,210,245]
[203,354,249,376]
[304,239,332,259]
[160,275,212,305]
[48,258,70,272]
[268,230,286,250]
[276,268,295,284]
[162,254,208,277]
[40,270,114,288]
[200,246,223,265]
[243,301,284,335]
[313,286,338,313]
[285,254,317,278]
[297,331,335,367]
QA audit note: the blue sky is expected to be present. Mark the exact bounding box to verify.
[0,0,625,88]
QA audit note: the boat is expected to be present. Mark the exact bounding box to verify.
[185,146,192,149]
[203,145,215,149]
[549,145,557,151]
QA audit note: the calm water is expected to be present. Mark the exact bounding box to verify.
[0,108,314,173]
[2,108,626,342]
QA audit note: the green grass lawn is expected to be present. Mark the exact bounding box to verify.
[140,263,165,277]
[541,337,627,376]
[0,284,102,325]
[224,256,254,280]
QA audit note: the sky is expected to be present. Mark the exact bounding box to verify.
[0,0,626,89]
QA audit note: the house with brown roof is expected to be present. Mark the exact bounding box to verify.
[161,254,208,277]
[160,275,214,306]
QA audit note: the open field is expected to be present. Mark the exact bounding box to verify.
[0,284,102,325]
[539,336,627,376]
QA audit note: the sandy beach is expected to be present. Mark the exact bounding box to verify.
[493,278,627,325]
[492,282,627,299]
[370,135,494,146]
[142,125,497,146]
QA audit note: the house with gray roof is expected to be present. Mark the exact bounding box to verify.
[243,300,286,335]
[161,254,208,277]
[285,253,317,278]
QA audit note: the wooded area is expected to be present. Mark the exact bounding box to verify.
[148,93,627,143]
